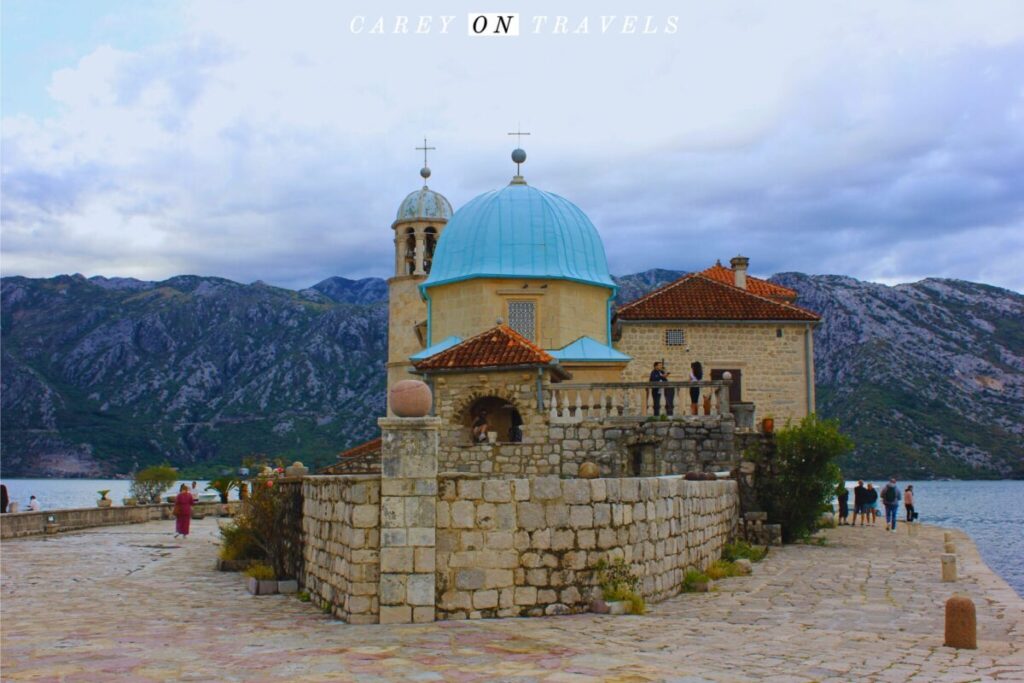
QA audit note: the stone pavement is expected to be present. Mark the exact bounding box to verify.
[1,518,1021,682]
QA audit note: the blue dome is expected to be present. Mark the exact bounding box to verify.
[421,182,615,292]
[396,186,453,222]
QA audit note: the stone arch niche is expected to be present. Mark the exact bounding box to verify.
[404,228,417,275]
[451,388,526,444]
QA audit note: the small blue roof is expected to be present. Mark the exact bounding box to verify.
[396,186,453,223]
[409,335,462,361]
[421,181,615,293]
[547,336,631,363]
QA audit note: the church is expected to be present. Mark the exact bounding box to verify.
[329,142,821,476]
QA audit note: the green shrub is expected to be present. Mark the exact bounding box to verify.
[297,591,311,602]
[218,521,262,561]
[705,560,740,580]
[754,414,852,543]
[231,478,289,578]
[244,563,275,580]
[129,464,179,504]
[683,568,710,592]
[722,540,768,563]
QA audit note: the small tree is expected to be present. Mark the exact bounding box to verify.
[234,478,288,578]
[755,414,852,542]
[206,476,239,504]
[130,464,179,504]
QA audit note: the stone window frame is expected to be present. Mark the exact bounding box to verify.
[664,328,685,346]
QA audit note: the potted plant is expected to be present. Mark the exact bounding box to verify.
[244,562,277,595]
[487,430,498,444]
[205,476,239,504]
[762,416,775,434]
[593,558,645,615]
[97,490,113,508]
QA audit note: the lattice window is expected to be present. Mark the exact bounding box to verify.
[665,329,685,346]
[508,300,537,341]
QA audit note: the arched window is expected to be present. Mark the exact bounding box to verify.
[404,229,417,275]
[424,227,437,274]
[465,396,521,444]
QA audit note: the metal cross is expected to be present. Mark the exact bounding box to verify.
[507,126,530,147]
[416,137,435,167]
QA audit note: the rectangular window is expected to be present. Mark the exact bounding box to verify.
[508,300,537,341]
[665,329,685,346]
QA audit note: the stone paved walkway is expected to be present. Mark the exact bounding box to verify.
[1,518,1021,682]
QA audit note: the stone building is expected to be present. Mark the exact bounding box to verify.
[330,144,821,473]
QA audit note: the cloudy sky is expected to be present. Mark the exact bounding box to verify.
[3,1,1023,292]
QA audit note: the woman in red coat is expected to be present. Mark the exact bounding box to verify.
[173,484,194,538]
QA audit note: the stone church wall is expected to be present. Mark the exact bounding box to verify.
[617,321,815,425]
[302,475,381,624]
[435,475,739,619]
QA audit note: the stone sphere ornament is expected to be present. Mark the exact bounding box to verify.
[390,379,433,417]
[578,462,600,479]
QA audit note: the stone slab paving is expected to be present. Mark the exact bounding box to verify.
[1,518,1021,682]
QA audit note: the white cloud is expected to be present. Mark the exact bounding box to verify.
[2,0,1023,290]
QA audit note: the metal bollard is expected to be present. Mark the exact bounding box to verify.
[941,554,958,582]
[944,595,977,649]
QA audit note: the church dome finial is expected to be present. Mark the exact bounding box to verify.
[507,126,530,184]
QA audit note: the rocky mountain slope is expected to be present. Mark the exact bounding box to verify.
[2,271,1021,478]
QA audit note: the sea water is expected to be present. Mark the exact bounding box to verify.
[4,478,1021,596]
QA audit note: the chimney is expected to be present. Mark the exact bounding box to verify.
[730,256,749,289]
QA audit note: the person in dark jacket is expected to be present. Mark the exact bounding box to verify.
[852,480,867,526]
[865,483,879,525]
[689,361,704,415]
[649,362,674,416]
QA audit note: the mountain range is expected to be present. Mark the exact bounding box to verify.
[2,270,1021,479]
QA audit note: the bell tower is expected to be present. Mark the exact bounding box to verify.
[387,140,453,412]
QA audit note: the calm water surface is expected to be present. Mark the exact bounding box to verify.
[4,478,1021,596]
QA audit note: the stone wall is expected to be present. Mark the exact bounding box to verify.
[0,501,239,539]
[617,321,815,425]
[435,475,738,620]
[301,475,381,624]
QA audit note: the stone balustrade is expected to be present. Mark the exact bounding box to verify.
[548,381,733,423]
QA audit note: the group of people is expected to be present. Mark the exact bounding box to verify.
[835,479,917,530]
[649,360,705,416]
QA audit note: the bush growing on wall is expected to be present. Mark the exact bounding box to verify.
[755,414,852,543]
[231,478,288,578]
[129,464,179,504]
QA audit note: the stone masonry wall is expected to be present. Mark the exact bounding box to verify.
[435,475,738,620]
[302,475,381,624]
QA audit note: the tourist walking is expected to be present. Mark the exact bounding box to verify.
[689,361,703,415]
[865,484,879,525]
[173,484,194,539]
[881,478,900,531]
[904,485,916,523]
[852,480,867,526]
[649,361,674,416]
[836,484,850,525]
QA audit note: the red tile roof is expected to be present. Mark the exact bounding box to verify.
[615,274,820,322]
[413,325,554,371]
[319,437,381,474]
[700,262,798,300]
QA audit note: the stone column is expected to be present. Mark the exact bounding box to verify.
[378,416,439,624]
[413,227,426,275]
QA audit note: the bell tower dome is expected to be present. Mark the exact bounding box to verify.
[386,140,452,412]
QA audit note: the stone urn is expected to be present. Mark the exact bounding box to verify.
[285,461,309,477]
[390,379,432,417]
[578,462,600,479]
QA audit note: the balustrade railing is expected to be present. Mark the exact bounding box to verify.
[547,381,733,423]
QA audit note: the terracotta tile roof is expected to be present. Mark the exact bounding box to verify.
[413,325,554,371]
[319,437,381,474]
[700,262,797,300]
[615,273,820,322]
